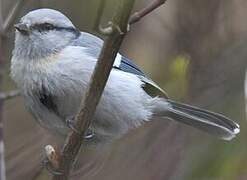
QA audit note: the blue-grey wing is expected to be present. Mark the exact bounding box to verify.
[73,32,168,98]
[113,55,168,98]
[113,55,146,77]
[72,32,103,57]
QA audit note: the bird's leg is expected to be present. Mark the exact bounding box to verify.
[66,117,81,134]
[66,117,95,140]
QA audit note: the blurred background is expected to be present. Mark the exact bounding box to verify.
[1,0,247,179]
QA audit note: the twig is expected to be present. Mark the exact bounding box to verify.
[0,90,20,101]
[99,21,128,35]
[45,145,60,170]
[129,0,167,25]
[93,0,107,32]
[0,0,3,33]
[98,0,168,35]
[51,1,135,180]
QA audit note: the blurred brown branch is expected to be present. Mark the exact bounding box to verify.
[0,1,27,180]
[0,90,20,101]
[50,1,135,180]
[129,0,167,25]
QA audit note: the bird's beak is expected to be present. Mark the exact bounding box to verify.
[14,23,30,35]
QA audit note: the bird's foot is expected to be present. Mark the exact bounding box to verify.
[66,117,94,140]
[66,117,81,134]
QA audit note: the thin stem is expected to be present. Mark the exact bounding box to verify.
[0,0,3,33]
[129,0,167,25]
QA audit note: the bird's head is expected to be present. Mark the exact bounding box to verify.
[13,8,80,59]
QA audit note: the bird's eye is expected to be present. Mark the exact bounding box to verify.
[40,23,55,31]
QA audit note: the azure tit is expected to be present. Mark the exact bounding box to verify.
[11,8,240,144]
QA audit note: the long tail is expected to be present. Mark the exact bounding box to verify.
[165,100,240,140]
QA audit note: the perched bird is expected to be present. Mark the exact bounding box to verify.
[11,8,239,144]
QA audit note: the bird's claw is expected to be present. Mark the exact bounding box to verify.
[66,117,81,134]
[66,117,95,140]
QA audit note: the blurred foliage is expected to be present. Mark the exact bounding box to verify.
[166,55,189,100]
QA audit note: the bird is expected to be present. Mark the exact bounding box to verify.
[11,8,240,144]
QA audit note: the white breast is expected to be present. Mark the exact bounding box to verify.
[11,45,158,141]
